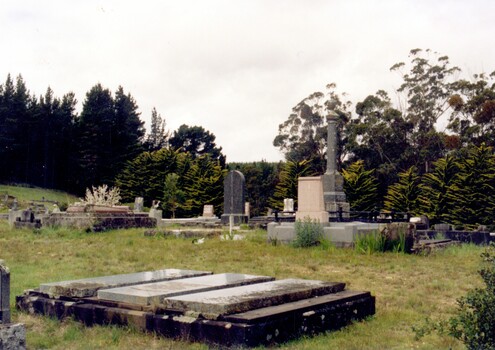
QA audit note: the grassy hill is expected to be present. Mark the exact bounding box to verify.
[0,184,79,211]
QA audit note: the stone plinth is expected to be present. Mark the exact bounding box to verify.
[97,273,274,306]
[40,269,213,298]
[295,177,329,223]
[163,279,345,319]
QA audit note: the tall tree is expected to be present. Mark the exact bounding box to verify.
[273,83,352,173]
[144,107,168,151]
[169,124,226,167]
[383,166,422,214]
[342,160,379,212]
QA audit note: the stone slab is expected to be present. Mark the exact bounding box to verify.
[40,269,213,298]
[0,323,26,350]
[97,273,275,306]
[163,279,345,319]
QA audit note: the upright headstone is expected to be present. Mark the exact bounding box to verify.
[283,198,294,212]
[244,202,250,218]
[0,261,10,324]
[134,197,144,212]
[221,170,247,225]
[201,205,215,218]
[295,177,329,223]
[0,260,26,350]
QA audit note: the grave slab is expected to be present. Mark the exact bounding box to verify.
[163,279,345,319]
[40,269,213,298]
[97,273,274,306]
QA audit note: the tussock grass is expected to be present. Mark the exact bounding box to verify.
[0,220,483,349]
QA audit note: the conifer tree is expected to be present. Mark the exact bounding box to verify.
[384,166,422,214]
[342,160,379,212]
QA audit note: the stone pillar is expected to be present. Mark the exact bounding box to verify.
[221,171,247,225]
[321,105,350,219]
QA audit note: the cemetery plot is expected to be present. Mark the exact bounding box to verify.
[16,268,375,347]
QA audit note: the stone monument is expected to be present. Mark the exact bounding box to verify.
[0,260,26,350]
[221,170,247,225]
[134,197,144,212]
[321,103,350,219]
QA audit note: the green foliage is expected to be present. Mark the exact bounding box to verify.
[355,229,408,254]
[384,166,421,214]
[446,143,495,229]
[342,160,379,211]
[419,155,459,224]
[169,124,226,167]
[269,159,314,210]
[162,173,185,218]
[273,83,352,173]
[116,149,224,218]
[144,107,168,151]
[292,217,324,248]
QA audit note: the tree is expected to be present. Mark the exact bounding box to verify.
[144,107,168,151]
[169,124,226,167]
[273,83,352,173]
[342,160,379,212]
[269,160,314,210]
[162,173,185,218]
[383,166,422,214]
[418,155,459,224]
[390,49,460,172]
[446,143,495,229]
[74,84,145,193]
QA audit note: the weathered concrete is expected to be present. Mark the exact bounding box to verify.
[0,323,26,350]
[97,273,274,306]
[40,269,213,298]
[0,260,10,324]
[163,279,345,319]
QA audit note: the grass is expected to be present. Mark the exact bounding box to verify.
[0,184,79,211]
[0,219,484,349]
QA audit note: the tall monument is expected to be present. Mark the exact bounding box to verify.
[321,103,350,219]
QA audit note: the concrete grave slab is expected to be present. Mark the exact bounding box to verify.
[163,278,345,319]
[97,273,274,306]
[40,269,213,298]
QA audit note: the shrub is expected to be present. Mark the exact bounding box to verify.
[354,231,386,254]
[292,217,323,248]
[414,243,495,349]
[80,185,121,206]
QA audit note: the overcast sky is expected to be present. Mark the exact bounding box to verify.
[2,0,494,162]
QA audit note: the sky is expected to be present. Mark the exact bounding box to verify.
[1,0,494,162]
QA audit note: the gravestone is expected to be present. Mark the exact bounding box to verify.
[245,202,250,218]
[0,260,26,350]
[201,205,215,218]
[295,177,329,223]
[283,198,294,212]
[134,197,144,212]
[221,170,247,225]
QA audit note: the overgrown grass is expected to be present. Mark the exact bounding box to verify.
[0,220,484,349]
[0,184,79,211]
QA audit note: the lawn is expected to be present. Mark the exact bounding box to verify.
[0,220,483,349]
[0,184,79,211]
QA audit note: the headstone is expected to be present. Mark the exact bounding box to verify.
[0,260,26,350]
[201,205,215,218]
[11,199,17,211]
[221,170,247,225]
[283,198,294,212]
[295,177,329,223]
[39,268,213,298]
[163,279,345,319]
[433,223,451,232]
[244,202,250,218]
[149,208,163,221]
[97,273,274,306]
[0,260,10,324]
[134,197,144,212]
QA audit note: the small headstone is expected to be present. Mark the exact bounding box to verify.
[283,198,294,212]
[433,223,450,232]
[134,197,144,212]
[202,205,214,218]
[0,260,10,324]
[11,199,17,211]
[221,170,247,225]
[244,202,250,218]
[149,208,163,221]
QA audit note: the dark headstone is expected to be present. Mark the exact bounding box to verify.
[221,170,247,224]
[0,261,10,324]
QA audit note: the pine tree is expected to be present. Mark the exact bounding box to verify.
[342,160,379,212]
[268,159,314,210]
[162,173,185,218]
[384,166,422,214]
[144,107,168,151]
[446,144,495,229]
[419,155,459,224]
